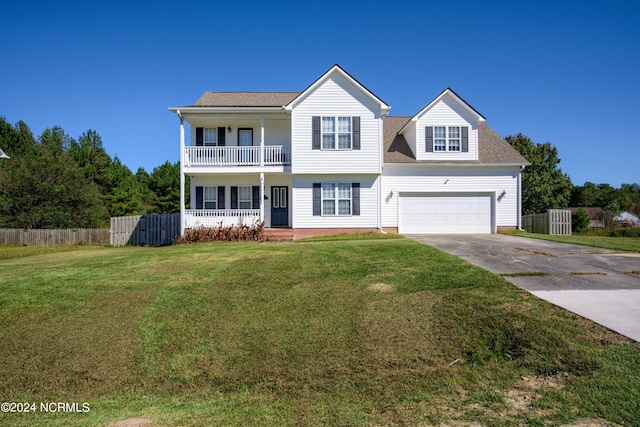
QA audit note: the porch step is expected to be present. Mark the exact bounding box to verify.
[264,228,294,242]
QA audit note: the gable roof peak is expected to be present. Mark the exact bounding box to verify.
[285,64,390,112]
[397,87,485,135]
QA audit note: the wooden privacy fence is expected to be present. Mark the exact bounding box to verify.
[0,228,110,246]
[522,209,572,235]
[110,213,180,246]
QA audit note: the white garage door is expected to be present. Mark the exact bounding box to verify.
[399,193,493,234]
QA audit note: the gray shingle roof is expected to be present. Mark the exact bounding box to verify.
[193,92,301,107]
[383,117,528,165]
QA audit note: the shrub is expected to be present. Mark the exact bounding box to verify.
[572,208,590,233]
[174,220,265,243]
[607,227,640,238]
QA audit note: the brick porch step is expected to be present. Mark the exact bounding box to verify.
[264,228,294,242]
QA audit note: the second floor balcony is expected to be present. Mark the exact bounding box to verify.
[184,145,291,168]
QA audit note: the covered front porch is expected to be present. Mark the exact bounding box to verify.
[182,173,292,232]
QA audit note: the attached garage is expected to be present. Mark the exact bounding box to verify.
[398,193,494,234]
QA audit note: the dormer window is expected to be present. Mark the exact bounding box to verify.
[426,126,468,153]
[434,126,460,152]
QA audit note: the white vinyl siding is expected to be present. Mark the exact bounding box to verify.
[292,175,379,228]
[291,72,382,174]
[381,165,521,231]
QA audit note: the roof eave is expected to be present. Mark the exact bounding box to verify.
[385,161,529,167]
[169,106,288,113]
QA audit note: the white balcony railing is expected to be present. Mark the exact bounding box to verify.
[185,209,260,229]
[184,145,290,167]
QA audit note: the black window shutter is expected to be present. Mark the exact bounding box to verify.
[312,183,321,216]
[461,127,469,152]
[312,116,321,150]
[252,186,260,209]
[195,186,203,209]
[352,183,360,215]
[352,116,360,150]
[230,186,238,209]
[196,127,204,146]
[217,186,225,210]
[218,127,226,147]
[425,126,433,152]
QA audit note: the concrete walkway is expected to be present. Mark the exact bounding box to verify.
[407,234,640,341]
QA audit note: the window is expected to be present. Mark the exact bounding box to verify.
[322,183,351,215]
[238,186,252,209]
[321,116,351,149]
[204,186,217,209]
[273,187,286,208]
[204,128,217,146]
[434,126,446,152]
[432,126,461,152]
[448,126,460,151]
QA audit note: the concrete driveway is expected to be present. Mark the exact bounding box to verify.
[407,234,640,341]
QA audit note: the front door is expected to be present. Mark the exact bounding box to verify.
[271,186,288,227]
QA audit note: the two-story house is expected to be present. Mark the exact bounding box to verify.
[169,65,527,238]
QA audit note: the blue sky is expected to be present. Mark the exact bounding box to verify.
[2,0,638,187]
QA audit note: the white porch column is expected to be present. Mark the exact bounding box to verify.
[260,172,265,223]
[260,116,265,167]
[179,111,186,236]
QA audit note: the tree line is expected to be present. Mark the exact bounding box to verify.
[506,134,639,217]
[0,117,185,229]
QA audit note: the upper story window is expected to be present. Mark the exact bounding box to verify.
[426,126,467,153]
[204,128,218,146]
[321,117,352,150]
[313,116,360,150]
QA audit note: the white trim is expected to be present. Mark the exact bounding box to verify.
[169,107,286,113]
[179,112,185,236]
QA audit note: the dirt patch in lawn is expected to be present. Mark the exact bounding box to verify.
[107,417,152,427]
[368,283,394,292]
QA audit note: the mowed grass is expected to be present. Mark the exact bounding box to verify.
[505,230,640,253]
[0,240,638,426]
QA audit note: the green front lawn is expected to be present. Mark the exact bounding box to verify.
[0,239,637,426]
[505,230,640,253]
